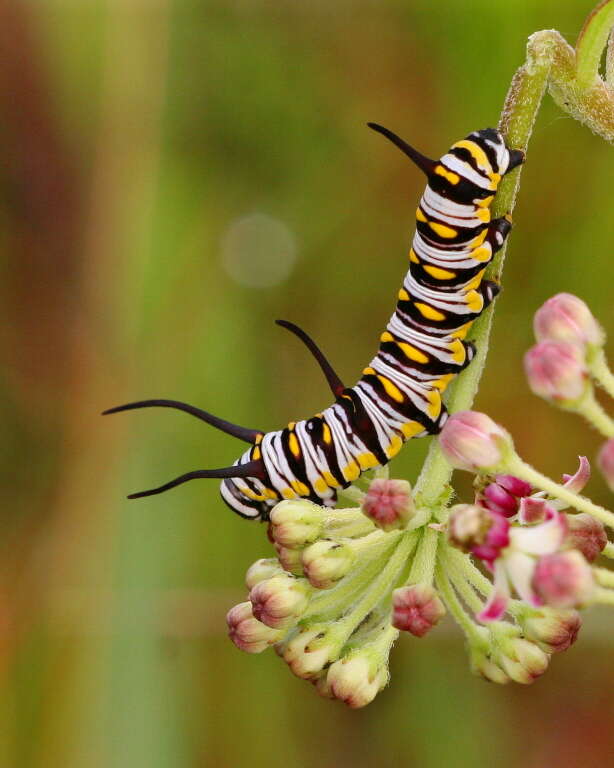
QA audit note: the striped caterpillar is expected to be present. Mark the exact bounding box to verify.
[104,124,524,520]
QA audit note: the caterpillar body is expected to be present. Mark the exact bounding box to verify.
[104,124,524,520]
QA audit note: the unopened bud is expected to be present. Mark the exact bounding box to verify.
[226,601,283,654]
[362,478,414,531]
[269,500,326,548]
[245,558,283,590]
[283,626,338,679]
[532,550,595,608]
[273,542,304,576]
[597,438,614,492]
[249,573,311,629]
[448,503,510,565]
[497,637,550,684]
[392,583,446,637]
[481,474,532,517]
[439,411,512,473]
[326,654,389,708]
[301,539,355,589]
[470,647,509,685]
[524,341,588,405]
[519,607,581,654]
[565,513,607,563]
[534,293,604,349]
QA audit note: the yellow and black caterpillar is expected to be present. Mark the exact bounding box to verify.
[104,124,524,520]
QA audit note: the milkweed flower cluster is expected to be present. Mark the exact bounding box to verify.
[225,293,614,707]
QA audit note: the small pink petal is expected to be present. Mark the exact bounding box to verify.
[477,562,510,623]
[518,497,550,524]
[504,550,543,607]
[496,475,532,497]
[562,456,590,494]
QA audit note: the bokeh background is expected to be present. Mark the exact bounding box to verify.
[2,1,614,766]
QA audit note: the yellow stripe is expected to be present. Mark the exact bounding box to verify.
[471,245,491,262]
[450,339,466,364]
[431,374,454,392]
[451,322,473,340]
[435,165,460,185]
[380,331,394,343]
[397,341,429,364]
[291,480,310,496]
[362,366,376,376]
[414,302,446,321]
[476,194,494,208]
[465,269,485,291]
[465,290,484,312]
[281,487,297,499]
[471,229,488,247]
[342,461,360,482]
[475,207,490,223]
[401,420,424,438]
[288,432,301,458]
[252,446,261,460]
[386,434,403,458]
[357,452,379,470]
[428,220,458,239]
[398,288,410,301]
[426,389,442,420]
[323,470,341,488]
[409,249,420,263]
[314,477,328,494]
[452,139,491,172]
[263,488,279,500]
[416,207,427,222]
[424,264,456,280]
[322,422,332,444]
[377,375,404,403]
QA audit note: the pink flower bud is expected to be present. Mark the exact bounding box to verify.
[524,341,588,404]
[362,478,415,531]
[326,655,389,708]
[226,601,283,654]
[283,626,338,679]
[249,573,311,629]
[301,539,355,589]
[534,293,604,348]
[532,550,595,608]
[392,584,446,637]
[269,500,326,548]
[520,607,581,654]
[597,438,614,492]
[564,513,607,563]
[439,411,512,473]
[481,474,532,517]
[448,504,510,565]
[245,558,283,590]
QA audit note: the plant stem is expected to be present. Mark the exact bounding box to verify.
[506,456,614,529]
[588,347,614,399]
[407,526,439,584]
[576,389,614,437]
[594,567,614,588]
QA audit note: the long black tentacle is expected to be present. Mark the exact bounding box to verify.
[102,399,262,444]
[276,319,345,397]
[127,460,265,499]
[367,122,436,177]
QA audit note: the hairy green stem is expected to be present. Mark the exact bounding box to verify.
[589,347,614,399]
[575,389,614,437]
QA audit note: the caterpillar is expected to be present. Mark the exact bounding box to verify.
[104,124,524,520]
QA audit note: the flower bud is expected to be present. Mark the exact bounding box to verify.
[250,573,311,629]
[469,647,509,684]
[283,626,338,679]
[597,438,614,492]
[534,293,604,349]
[519,607,581,653]
[245,558,283,590]
[532,550,595,608]
[439,411,512,473]
[392,583,446,637]
[226,601,283,654]
[565,513,607,563]
[269,500,326,549]
[524,341,588,404]
[361,478,415,531]
[448,504,510,565]
[301,539,355,589]
[481,474,532,517]
[497,637,550,684]
[273,542,304,576]
[326,654,389,708]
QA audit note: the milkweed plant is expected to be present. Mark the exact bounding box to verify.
[227,0,614,707]
[229,2,614,707]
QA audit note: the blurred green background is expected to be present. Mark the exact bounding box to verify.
[2,1,613,766]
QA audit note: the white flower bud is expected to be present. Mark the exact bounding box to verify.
[245,558,283,590]
[269,500,326,548]
[326,654,389,709]
[226,601,283,654]
[301,539,355,589]
[249,573,311,629]
[282,626,339,679]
